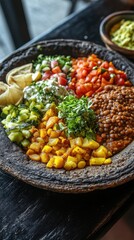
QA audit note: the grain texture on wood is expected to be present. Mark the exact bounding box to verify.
[0,169,133,240]
[0,1,134,240]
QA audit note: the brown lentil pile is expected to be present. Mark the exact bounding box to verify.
[91,85,134,154]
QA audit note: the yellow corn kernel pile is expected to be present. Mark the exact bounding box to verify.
[26,106,112,170]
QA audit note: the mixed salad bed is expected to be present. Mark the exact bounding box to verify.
[0,54,132,170]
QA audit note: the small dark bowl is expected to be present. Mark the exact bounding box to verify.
[100,11,134,59]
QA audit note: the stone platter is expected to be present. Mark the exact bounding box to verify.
[0,39,133,193]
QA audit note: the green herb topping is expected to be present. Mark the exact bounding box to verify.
[57,95,97,139]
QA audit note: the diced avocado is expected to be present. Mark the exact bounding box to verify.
[18,114,28,121]
[8,131,24,143]
[34,104,44,111]
[6,115,12,121]
[19,109,29,115]
[11,111,17,118]
[22,130,31,139]
[29,114,38,121]
[2,105,13,115]
[21,139,30,147]
[29,101,36,110]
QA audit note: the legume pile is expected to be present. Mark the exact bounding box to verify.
[91,85,134,154]
[0,54,134,170]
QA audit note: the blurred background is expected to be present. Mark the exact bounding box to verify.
[0,0,134,239]
[0,0,89,60]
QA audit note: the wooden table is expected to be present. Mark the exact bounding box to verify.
[0,0,134,239]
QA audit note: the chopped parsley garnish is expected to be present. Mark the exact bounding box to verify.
[57,95,97,139]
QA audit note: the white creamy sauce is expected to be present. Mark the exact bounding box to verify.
[23,77,69,105]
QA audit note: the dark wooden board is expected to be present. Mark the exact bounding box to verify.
[0,169,133,240]
[0,0,134,239]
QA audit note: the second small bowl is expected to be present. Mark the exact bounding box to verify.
[99,11,134,59]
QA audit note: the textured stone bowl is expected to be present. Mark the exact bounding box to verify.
[0,39,134,193]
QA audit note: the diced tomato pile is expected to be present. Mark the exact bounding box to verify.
[69,54,131,97]
[40,60,68,86]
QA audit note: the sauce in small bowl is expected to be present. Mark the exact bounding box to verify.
[100,11,134,59]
